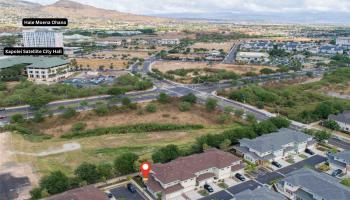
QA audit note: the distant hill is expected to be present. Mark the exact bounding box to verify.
[0,0,170,29]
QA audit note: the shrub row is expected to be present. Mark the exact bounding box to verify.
[61,123,204,139]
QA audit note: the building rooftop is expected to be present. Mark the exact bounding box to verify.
[239,128,312,153]
[27,57,69,68]
[237,52,269,58]
[45,185,108,200]
[150,148,242,184]
[329,111,350,124]
[234,187,286,200]
[334,150,350,164]
[0,56,42,69]
[280,168,350,200]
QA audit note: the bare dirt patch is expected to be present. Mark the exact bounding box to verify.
[75,58,127,70]
[190,42,233,52]
[152,61,277,75]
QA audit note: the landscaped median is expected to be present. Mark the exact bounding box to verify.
[60,123,204,139]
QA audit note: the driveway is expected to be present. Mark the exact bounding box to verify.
[200,190,233,200]
[329,138,350,150]
[226,180,262,195]
[110,186,145,200]
[277,155,326,175]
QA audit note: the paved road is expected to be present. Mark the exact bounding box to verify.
[222,42,241,64]
[328,137,350,150]
[226,180,262,195]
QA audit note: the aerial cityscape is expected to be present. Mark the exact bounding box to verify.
[1,0,350,200]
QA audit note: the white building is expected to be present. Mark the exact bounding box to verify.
[236,52,270,63]
[328,111,350,132]
[158,38,180,45]
[23,29,63,48]
[26,57,72,83]
[146,148,245,200]
[236,128,316,164]
[336,37,350,46]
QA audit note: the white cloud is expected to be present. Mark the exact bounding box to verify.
[25,0,350,14]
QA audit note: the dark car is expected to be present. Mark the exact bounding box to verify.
[235,173,246,181]
[305,148,315,155]
[105,192,114,199]
[272,161,282,168]
[0,115,6,120]
[0,108,5,111]
[127,183,136,193]
[204,184,214,193]
[332,169,342,177]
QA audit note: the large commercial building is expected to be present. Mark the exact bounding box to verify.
[146,148,245,200]
[236,128,316,164]
[236,52,270,63]
[22,29,63,48]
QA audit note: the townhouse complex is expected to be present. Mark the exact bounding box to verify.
[236,128,316,164]
[328,150,350,175]
[146,148,245,200]
[328,111,350,133]
[276,168,350,200]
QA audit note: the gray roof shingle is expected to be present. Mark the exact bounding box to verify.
[239,128,312,153]
[234,187,286,200]
[280,168,350,200]
[329,111,350,124]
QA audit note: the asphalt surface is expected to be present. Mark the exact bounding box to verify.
[226,180,262,195]
[0,173,30,200]
[110,186,144,200]
[328,137,350,150]
[200,190,234,200]
[222,42,240,64]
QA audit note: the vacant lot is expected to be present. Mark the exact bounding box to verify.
[152,61,276,75]
[75,58,127,70]
[10,101,243,176]
[190,42,234,52]
[87,49,152,59]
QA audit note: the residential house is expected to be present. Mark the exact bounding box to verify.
[233,187,286,200]
[276,168,350,200]
[158,39,180,46]
[146,148,245,200]
[46,185,108,200]
[327,150,350,174]
[236,128,315,164]
[328,111,350,132]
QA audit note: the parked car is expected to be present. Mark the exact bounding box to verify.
[235,173,246,181]
[127,183,136,193]
[0,115,6,119]
[305,148,315,155]
[204,184,214,193]
[105,191,115,200]
[0,108,5,111]
[272,161,282,168]
[332,169,342,177]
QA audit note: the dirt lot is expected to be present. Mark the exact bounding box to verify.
[190,42,233,52]
[152,61,277,75]
[75,58,127,70]
[33,101,235,137]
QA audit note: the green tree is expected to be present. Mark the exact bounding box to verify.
[146,103,157,113]
[205,98,217,112]
[71,122,87,132]
[97,163,114,180]
[121,97,132,106]
[107,87,125,96]
[269,116,291,129]
[114,153,139,175]
[219,139,231,150]
[234,109,244,117]
[260,68,275,74]
[253,120,278,136]
[217,114,230,124]
[314,130,331,142]
[62,107,77,119]
[152,144,181,163]
[11,114,25,123]
[323,120,341,131]
[30,188,42,200]
[178,101,191,112]
[94,103,109,116]
[157,92,170,103]
[182,93,197,104]
[74,162,100,184]
[40,171,70,195]
[33,111,44,123]
[246,114,256,123]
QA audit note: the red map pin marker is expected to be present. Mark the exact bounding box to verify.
[140,162,151,181]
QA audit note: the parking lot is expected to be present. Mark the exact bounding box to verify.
[109,186,144,200]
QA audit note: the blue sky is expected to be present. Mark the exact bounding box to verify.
[26,0,350,14]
